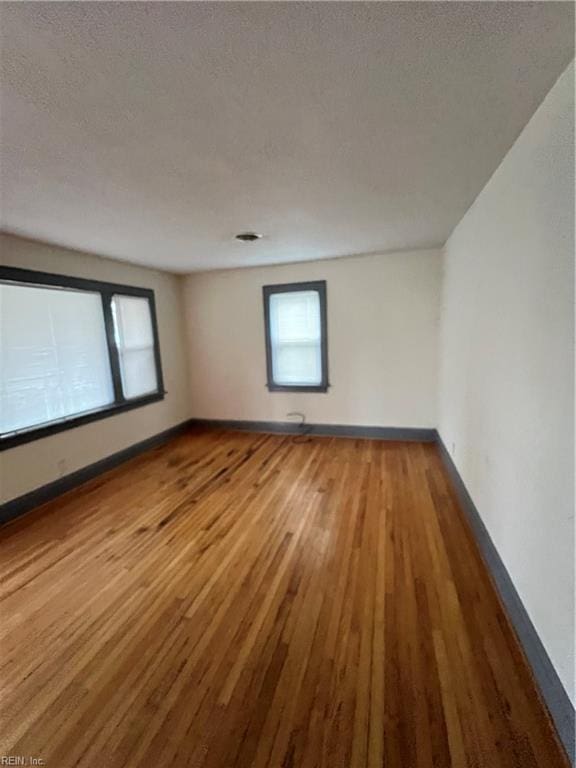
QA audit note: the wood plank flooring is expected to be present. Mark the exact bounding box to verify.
[0,428,568,767]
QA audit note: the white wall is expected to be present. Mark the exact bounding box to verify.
[438,63,575,702]
[0,234,191,504]
[183,249,442,428]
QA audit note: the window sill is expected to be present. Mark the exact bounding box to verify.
[0,391,166,451]
[266,384,329,393]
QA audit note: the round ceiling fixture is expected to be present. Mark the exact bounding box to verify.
[235,232,263,243]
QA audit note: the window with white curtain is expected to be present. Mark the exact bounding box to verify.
[112,295,158,399]
[1,283,115,434]
[263,281,328,392]
[0,267,164,448]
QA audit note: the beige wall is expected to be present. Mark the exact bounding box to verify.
[183,249,442,428]
[438,63,575,702]
[0,233,191,504]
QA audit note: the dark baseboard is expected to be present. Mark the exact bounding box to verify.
[190,418,436,442]
[0,419,194,527]
[436,432,575,765]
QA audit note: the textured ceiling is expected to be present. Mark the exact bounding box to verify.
[0,2,574,273]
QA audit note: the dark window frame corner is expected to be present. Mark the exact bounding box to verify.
[262,279,329,394]
[0,265,166,452]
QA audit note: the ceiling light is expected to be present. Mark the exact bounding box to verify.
[235,232,263,243]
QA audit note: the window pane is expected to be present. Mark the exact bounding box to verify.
[0,283,114,434]
[111,295,158,399]
[269,291,322,386]
[118,348,157,400]
[272,342,322,386]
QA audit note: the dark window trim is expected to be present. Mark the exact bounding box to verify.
[262,280,329,393]
[0,265,165,451]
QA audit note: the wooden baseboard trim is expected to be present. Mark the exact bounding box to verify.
[436,432,575,765]
[190,418,436,442]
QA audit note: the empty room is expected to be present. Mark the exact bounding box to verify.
[0,2,574,767]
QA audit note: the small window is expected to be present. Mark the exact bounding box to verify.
[112,295,158,399]
[0,267,164,449]
[263,281,328,392]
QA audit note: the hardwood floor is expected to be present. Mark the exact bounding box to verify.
[0,428,568,767]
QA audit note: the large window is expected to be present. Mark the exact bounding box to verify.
[0,267,164,449]
[262,280,328,392]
